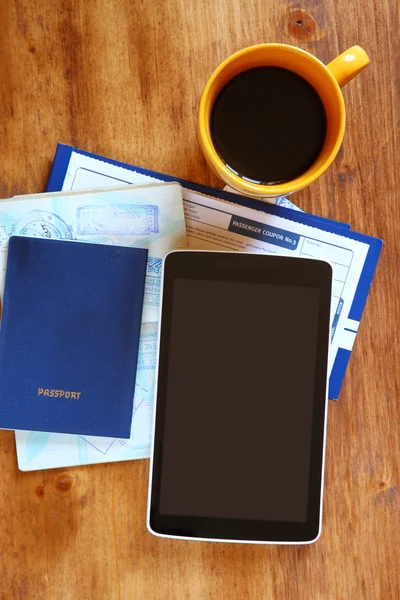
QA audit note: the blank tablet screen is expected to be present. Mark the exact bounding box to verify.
[149,251,331,543]
[159,278,319,523]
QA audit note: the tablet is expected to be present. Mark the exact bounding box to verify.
[147,251,332,544]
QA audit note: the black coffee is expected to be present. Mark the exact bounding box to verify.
[210,67,327,185]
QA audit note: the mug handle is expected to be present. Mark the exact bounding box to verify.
[327,45,370,87]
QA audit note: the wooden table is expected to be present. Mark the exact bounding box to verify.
[0,1,399,598]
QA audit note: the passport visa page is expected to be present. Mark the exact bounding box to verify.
[6,183,187,324]
[15,149,379,470]
[6,184,185,470]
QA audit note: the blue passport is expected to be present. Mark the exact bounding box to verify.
[0,236,148,438]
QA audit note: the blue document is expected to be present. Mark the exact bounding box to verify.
[0,236,148,438]
[46,144,382,402]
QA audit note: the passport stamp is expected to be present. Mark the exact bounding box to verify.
[76,204,159,235]
[15,211,73,239]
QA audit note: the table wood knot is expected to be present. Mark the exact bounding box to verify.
[373,480,398,506]
[54,472,74,494]
[287,9,324,42]
[35,483,44,500]
[338,164,357,184]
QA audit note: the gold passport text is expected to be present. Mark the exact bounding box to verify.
[37,388,82,399]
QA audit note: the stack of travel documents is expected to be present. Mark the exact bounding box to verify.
[6,144,381,471]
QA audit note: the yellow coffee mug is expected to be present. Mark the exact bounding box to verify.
[198,44,369,198]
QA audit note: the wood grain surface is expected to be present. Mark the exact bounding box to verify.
[0,1,399,598]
